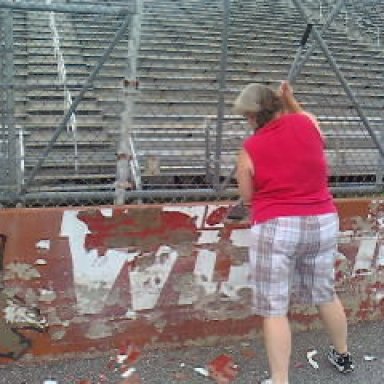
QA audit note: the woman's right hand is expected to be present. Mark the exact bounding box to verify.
[279,80,294,99]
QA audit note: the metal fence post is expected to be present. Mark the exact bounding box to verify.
[3,9,17,195]
[115,0,143,205]
[213,0,230,190]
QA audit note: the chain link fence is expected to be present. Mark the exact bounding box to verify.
[0,0,383,207]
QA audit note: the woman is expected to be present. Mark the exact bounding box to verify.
[234,82,354,384]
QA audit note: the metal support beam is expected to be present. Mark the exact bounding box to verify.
[288,0,345,83]
[3,9,17,191]
[291,0,384,162]
[21,12,133,194]
[2,184,383,206]
[8,188,239,206]
[0,83,92,90]
[0,0,134,15]
[287,23,313,82]
[213,0,230,190]
[115,0,143,205]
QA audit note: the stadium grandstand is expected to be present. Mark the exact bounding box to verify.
[0,0,384,206]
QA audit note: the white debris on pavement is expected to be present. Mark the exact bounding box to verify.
[306,349,319,369]
[364,355,377,361]
[116,354,128,364]
[121,367,137,378]
[194,367,209,377]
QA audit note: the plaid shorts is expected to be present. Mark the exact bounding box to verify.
[249,213,338,317]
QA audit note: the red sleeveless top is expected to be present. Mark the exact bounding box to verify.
[243,113,336,224]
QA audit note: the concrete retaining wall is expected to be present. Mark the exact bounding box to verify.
[0,199,383,363]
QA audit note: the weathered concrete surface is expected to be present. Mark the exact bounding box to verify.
[0,199,383,364]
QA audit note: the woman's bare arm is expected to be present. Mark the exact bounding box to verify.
[236,148,254,204]
[279,80,302,113]
[279,81,325,139]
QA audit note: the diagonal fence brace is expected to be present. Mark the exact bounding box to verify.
[291,0,384,162]
[288,0,345,83]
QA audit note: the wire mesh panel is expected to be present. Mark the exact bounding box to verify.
[132,0,223,191]
[0,1,135,206]
[0,10,5,188]
[0,0,383,206]
[220,0,384,197]
[289,0,384,195]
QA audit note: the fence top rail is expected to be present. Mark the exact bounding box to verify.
[0,0,135,15]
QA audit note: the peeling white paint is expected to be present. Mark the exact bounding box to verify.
[35,258,48,265]
[220,264,254,300]
[376,217,384,228]
[194,249,217,282]
[335,251,347,261]
[85,319,113,339]
[50,329,66,341]
[60,210,139,314]
[4,263,41,280]
[39,289,57,302]
[375,290,384,303]
[179,249,218,305]
[338,230,354,244]
[179,250,254,305]
[197,230,220,244]
[230,229,252,247]
[353,236,378,275]
[130,245,179,311]
[36,240,50,250]
[124,309,137,319]
[163,205,206,228]
[376,244,384,268]
[100,208,113,217]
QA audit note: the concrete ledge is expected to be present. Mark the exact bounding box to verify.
[0,198,383,363]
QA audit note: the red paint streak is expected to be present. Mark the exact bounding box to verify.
[206,207,229,226]
[79,209,198,256]
[118,340,142,365]
[208,354,239,383]
[214,253,232,281]
[101,260,134,317]
[156,255,197,308]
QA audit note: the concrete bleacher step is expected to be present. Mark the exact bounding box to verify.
[6,0,384,192]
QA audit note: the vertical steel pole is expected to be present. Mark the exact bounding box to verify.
[4,9,17,193]
[115,0,142,205]
[0,12,5,155]
[214,0,230,190]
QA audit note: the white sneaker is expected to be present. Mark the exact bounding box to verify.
[260,380,273,384]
